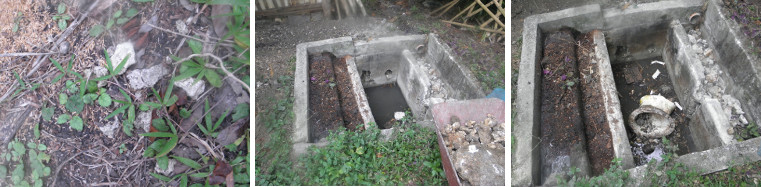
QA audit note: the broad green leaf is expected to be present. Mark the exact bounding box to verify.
[70,116,83,131]
[83,93,98,104]
[89,24,104,37]
[106,105,128,119]
[232,103,249,121]
[204,70,222,87]
[179,174,188,187]
[106,19,114,29]
[112,54,131,76]
[164,80,175,104]
[155,136,178,158]
[65,94,84,113]
[172,156,202,169]
[125,8,139,18]
[57,3,66,14]
[173,67,202,82]
[116,18,129,25]
[113,10,122,18]
[58,19,67,30]
[157,155,169,170]
[59,93,68,105]
[152,118,168,132]
[34,123,40,139]
[0,166,5,180]
[41,107,54,121]
[180,108,191,118]
[128,105,135,122]
[98,93,112,107]
[37,144,46,151]
[56,114,71,124]
[140,132,176,138]
[86,81,98,93]
[27,142,36,149]
[123,120,133,136]
[187,36,203,54]
[165,95,178,106]
[150,172,172,181]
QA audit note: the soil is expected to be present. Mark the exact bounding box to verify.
[722,0,761,59]
[333,56,364,131]
[539,29,587,182]
[576,32,615,176]
[308,53,345,142]
[308,53,364,142]
[611,57,691,166]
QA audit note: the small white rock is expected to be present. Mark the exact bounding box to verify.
[98,120,120,139]
[154,159,176,176]
[175,77,206,100]
[110,42,137,75]
[127,65,169,90]
[136,111,152,133]
[394,112,405,120]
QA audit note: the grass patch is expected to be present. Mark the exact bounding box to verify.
[300,114,446,186]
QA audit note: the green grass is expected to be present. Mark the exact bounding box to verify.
[300,114,446,186]
[255,75,447,185]
[559,137,761,186]
[471,54,506,92]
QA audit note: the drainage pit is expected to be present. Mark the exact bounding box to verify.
[365,83,410,129]
[515,1,761,186]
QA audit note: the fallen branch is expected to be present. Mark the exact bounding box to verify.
[0,52,63,58]
[146,23,234,47]
[49,150,86,186]
[189,132,221,159]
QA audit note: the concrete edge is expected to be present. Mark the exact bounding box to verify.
[705,0,761,128]
[346,56,376,129]
[627,136,761,186]
[512,15,542,186]
[428,33,486,98]
[531,4,603,32]
[592,30,635,169]
[293,37,355,144]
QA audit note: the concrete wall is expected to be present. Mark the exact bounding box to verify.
[426,34,486,99]
[398,50,432,120]
[703,0,761,128]
[514,1,703,185]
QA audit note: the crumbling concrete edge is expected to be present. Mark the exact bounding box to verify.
[513,4,602,186]
[592,30,635,169]
[293,36,354,146]
[345,56,376,129]
[627,137,761,186]
[703,0,761,129]
[427,33,486,99]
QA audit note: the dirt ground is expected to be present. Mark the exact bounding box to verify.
[0,0,250,186]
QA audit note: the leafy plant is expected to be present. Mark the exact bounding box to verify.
[231,103,249,121]
[139,80,178,112]
[198,99,229,138]
[12,12,22,33]
[52,3,71,30]
[11,71,40,98]
[106,88,136,136]
[171,37,223,87]
[1,139,51,187]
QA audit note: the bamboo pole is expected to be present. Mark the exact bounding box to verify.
[475,0,504,28]
[441,20,504,34]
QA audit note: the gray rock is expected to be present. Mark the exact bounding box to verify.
[175,77,206,100]
[98,120,120,139]
[127,65,169,90]
[136,111,152,133]
[453,144,505,186]
[110,42,137,75]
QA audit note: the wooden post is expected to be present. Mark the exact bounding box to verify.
[322,0,332,19]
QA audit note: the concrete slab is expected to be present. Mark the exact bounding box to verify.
[703,0,761,128]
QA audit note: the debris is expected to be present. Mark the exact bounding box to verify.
[174,77,206,100]
[110,42,137,75]
[651,60,664,65]
[139,15,158,33]
[674,102,683,111]
[652,69,660,79]
[394,112,405,120]
[127,65,169,90]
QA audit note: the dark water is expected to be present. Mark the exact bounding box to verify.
[364,83,410,129]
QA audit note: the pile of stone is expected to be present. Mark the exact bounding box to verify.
[441,114,505,186]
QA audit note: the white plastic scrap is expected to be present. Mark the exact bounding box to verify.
[674,102,683,111]
[652,69,661,79]
[651,60,665,65]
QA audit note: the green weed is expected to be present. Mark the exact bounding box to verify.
[0,139,52,187]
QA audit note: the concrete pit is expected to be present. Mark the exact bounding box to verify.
[291,34,486,159]
[514,0,761,186]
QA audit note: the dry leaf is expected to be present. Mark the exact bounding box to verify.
[211,5,232,39]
